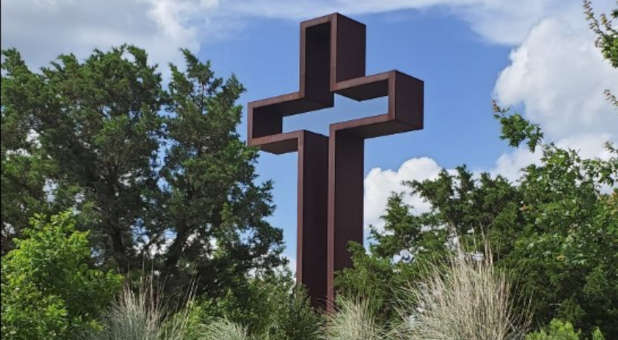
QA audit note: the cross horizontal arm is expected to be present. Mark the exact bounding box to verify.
[246,12,424,310]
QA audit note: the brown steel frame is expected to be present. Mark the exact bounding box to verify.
[247,13,424,310]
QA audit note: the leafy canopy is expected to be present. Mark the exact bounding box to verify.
[1,45,285,301]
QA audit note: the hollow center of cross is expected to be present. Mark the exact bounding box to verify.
[247,13,424,310]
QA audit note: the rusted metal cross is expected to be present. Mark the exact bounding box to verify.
[247,13,424,310]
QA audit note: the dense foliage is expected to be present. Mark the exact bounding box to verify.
[337,106,618,338]
[198,275,323,340]
[337,4,618,336]
[1,46,285,299]
[1,212,123,339]
[525,319,605,340]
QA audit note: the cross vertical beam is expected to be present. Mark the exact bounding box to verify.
[297,131,329,306]
[247,13,424,310]
[327,131,364,305]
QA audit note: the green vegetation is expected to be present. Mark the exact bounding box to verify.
[1,212,122,339]
[337,109,618,337]
[1,43,284,302]
[525,319,605,340]
[1,1,616,339]
[82,251,531,340]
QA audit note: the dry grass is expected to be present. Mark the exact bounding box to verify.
[325,299,384,340]
[201,318,250,340]
[90,247,527,340]
[89,277,195,340]
[393,254,529,340]
[89,276,252,340]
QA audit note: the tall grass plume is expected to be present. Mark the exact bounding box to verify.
[394,251,530,340]
[89,276,196,340]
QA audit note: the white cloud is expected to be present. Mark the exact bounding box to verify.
[226,0,575,45]
[1,0,221,72]
[556,133,614,160]
[1,0,606,73]
[364,157,443,232]
[488,3,617,184]
[490,148,542,182]
[495,18,618,140]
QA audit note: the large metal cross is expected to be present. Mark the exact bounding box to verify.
[248,13,424,310]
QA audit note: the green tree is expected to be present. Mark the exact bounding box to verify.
[1,211,123,339]
[1,46,285,300]
[1,49,59,254]
[151,49,284,298]
[1,46,165,271]
[337,110,618,336]
[525,318,606,340]
[526,319,582,340]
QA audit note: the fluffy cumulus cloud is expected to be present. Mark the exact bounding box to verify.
[489,2,617,180]
[495,18,618,140]
[362,2,617,229]
[364,157,443,231]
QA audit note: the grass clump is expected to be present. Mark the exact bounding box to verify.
[325,299,384,340]
[89,277,197,340]
[394,254,529,340]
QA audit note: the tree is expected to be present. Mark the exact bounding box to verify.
[151,50,284,298]
[1,46,285,299]
[1,46,165,270]
[338,3,618,335]
[525,319,605,340]
[1,49,59,254]
[337,110,618,336]
[1,211,122,339]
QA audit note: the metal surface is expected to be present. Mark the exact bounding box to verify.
[247,13,424,310]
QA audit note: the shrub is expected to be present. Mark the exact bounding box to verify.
[325,298,384,340]
[1,211,122,339]
[201,274,323,340]
[394,253,529,339]
[524,319,605,340]
[202,319,250,340]
[90,277,200,340]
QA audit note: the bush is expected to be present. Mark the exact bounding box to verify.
[91,272,322,340]
[325,298,384,340]
[200,273,323,340]
[1,211,123,339]
[328,248,527,340]
[394,253,529,340]
[201,319,250,340]
[89,277,200,340]
[525,319,605,340]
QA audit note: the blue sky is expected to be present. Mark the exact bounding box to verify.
[3,0,617,272]
[203,9,513,263]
